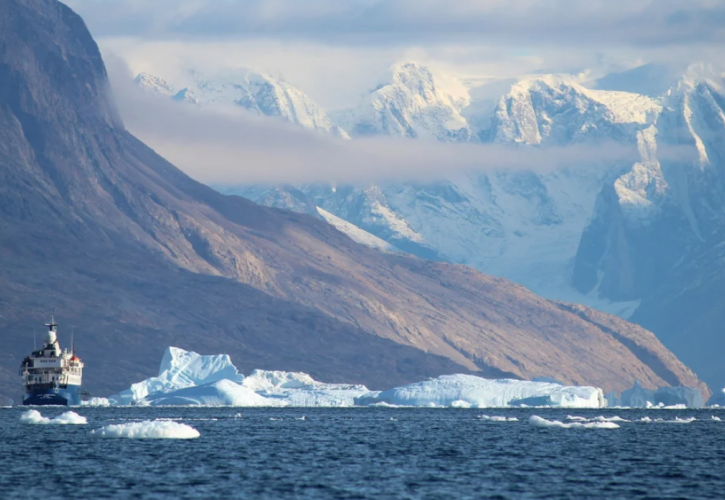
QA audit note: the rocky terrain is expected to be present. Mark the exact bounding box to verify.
[0,0,708,403]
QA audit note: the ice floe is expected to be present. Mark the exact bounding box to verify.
[20,410,87,425]
[478,415,519,422]
[529,415,620,429]
[90,420,200,439]
[565,415,629,423]
[637,416,696,424]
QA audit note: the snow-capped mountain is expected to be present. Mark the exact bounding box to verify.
[135,73,199,104]
[135,70,348,138]
[141,60,725,389]
[234,66,662,316]
[334,62,473,142]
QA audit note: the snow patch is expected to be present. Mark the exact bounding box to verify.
[316,206,399,252]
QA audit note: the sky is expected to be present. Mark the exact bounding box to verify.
[65,0,725,184]
[68,0,725,109]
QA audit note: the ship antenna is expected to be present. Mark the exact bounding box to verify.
[33,330,36,350]
[71,327,75,355]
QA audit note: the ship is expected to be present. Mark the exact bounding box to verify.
[19,317,84,406]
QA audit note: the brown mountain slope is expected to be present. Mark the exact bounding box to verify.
[0,0,708,402]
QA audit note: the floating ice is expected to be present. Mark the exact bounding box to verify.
[478,415,518,422]
[20,410,87,425]
[529,415,620,429]
[240,370,370,407]
[109,347,245,405]
[91,420,200,439]
[356,375,604,408]
[637,416,696,424]
[83,397,110,406]
[565,415,629,422]
[711,416,722,421]
[618,381,704,408]
[111,348,608,408]
[143,380,282,407]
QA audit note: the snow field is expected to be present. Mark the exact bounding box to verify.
[20,410,87,425]
[90,420,200,439]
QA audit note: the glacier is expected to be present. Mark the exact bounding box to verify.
[109,347,606,408]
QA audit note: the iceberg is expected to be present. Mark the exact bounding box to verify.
[109,347,245,405]
[240,370,370,407]
[91,420,200,439]
[143,380,282,407]
[20,410,87,425]
[110,347,611,408]
[617,381,704,408]
[354,375,605,408]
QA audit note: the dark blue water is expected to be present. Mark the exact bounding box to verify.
[1,407,723,499]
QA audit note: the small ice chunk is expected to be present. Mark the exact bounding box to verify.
[565,415,589,422]
[91,420,199,439]
[478,415,518,422]
[529,415,619,429]
[83,397,110,406]
[20,410,87,425]
[450,400,472,408]
[593,416,629,422]
[711,416,722,421]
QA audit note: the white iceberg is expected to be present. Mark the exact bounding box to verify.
[240,370,370,407]
[90,420,200,439]
[354,375,605,408]
[529,415,619,429]
[109,347,245,405]
[20,410,87,425]
[109,347,608,408]
[143,380,282,407]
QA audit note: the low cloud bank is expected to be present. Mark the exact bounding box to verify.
[108,58,639,185]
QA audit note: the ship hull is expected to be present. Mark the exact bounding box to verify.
[23,385,81,406]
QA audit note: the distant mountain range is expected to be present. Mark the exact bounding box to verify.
[0,0,706,402]
[137,60,725,391]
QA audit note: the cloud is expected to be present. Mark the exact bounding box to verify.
[106,55,638,185]
[67,0,725,48]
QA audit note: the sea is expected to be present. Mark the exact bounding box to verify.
[1,406,723,500]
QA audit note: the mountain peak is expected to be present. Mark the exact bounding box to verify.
[134,72,175,96]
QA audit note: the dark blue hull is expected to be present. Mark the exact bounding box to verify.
[23,385,81,406]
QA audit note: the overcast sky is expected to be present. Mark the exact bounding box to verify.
[68,0,725,108]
